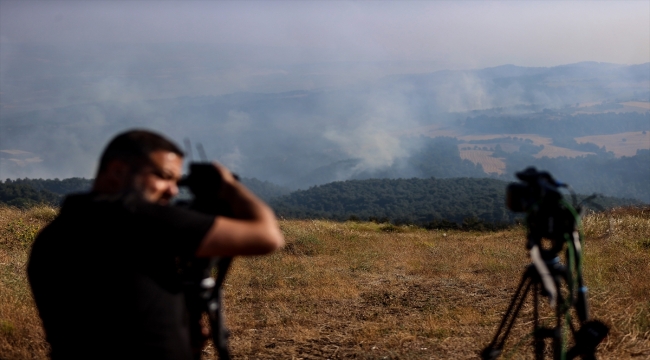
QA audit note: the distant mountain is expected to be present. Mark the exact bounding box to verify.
[1,60,648,201]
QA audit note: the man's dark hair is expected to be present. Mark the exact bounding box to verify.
[97,129,184,173]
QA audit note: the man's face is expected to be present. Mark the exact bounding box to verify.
[133,150,183,205]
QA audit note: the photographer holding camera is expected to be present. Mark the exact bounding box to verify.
[27,129,284,360]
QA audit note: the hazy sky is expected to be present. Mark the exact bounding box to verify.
[1,1,649,70]
[1,1,649,182]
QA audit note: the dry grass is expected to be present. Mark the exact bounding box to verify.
[620,102,650,113]
[0,206,56,360]
[458,150,506,174]
[533,145,594,159]
[458,134,553,146]
[1,206,649,359]
[575,131,650,158]
[621,102,650,110]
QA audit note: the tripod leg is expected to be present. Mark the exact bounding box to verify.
[482,268,534,360]
[534,282,544,360]
[553,275,564,360]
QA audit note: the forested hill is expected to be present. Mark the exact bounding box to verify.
[0,178,92,208]
[0,177,289,208]
[270,177,642,226]
[2,177,642,225]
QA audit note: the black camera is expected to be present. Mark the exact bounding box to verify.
[506,167,563,213]
[178,163,239,216]
[506,167,577,258]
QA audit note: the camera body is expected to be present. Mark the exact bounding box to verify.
[178,163,239,216]
[506,167,577,258]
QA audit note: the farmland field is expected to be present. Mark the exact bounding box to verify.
[575,131,650,157]
[620,102,650,112]
[1,205,649,359]
[533,145,594,159]
[458,134,553,146]
[458,150,506,174]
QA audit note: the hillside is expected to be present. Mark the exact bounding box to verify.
[271,177,643,226]
[1,176,642,227]
[1,206,648,359]
[0,176,290,207]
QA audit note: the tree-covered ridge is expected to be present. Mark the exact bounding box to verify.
[270,177,642,226]
[7,178,93,195]
[1,178,92,208]
[0,176,291,208]
[0,181,61,208]
[2,175,643,225]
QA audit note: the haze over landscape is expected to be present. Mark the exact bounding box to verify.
[1,1,649,202]
[1,3,650,358]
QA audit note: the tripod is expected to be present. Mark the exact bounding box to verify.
[487,167,609,359]
[482,247,567,360]
[482,240,608,360]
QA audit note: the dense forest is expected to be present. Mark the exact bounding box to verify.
[2,176,640,228]
[270,177,641,227]
[0,176,290,208]
[0,178,91,208]
[0,181,61,208]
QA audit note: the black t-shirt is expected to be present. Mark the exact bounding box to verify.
[27,193,215,360]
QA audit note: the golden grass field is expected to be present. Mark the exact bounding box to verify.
[532,145,594,159]
[621,102,650,110]
[458,150,506,175]
[456,127,650,172]
[575,131,650,158]
[1,206,649,359]
[458,135,553,146]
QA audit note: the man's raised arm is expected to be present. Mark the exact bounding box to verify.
[195,163,284,257]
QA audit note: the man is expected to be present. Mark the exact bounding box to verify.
[27,130,284,360]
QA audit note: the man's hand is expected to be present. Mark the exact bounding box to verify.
[194,163,284,257]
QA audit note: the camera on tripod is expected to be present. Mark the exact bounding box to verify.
[482,167,609,360]
[506,167,577,258]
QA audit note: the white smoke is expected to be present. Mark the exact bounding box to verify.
[324,91,413,172]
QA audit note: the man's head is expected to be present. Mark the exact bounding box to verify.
[94,130,184,205]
